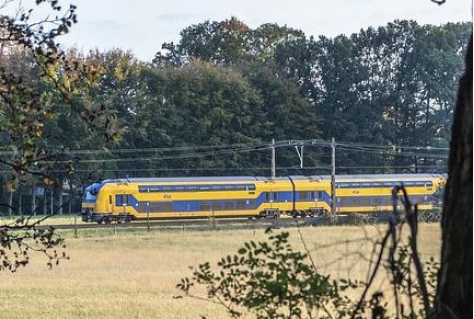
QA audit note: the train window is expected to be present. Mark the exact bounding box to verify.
[298,191,308,200]
[138,202,148,212]
[266,192,276,201]
[341,197,353,207]
[213,202,222,211]
[237,201,246,209]
[225,202,234,210]
[161,202,172,212]
[150,202,160,212]
[200,203,211,211]
[361,197,370,206]
[337,197,348,207]
[372,197,382,206]
[115,194,128,206]
[138,186,150,192]
[109,195,112,205]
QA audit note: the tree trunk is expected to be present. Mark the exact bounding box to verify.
[433,35,472,319]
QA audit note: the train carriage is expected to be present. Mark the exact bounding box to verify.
[325,174,446,214]
[88,176,295,223]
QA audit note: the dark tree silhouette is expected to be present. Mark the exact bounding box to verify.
[433,35,472,319]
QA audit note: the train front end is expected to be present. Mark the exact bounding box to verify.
[81,182,102,222]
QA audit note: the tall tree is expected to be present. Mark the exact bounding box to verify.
[433,35,472,319]
[154,17,305,68]
[154,17,251,67]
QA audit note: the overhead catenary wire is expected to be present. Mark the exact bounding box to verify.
[0,139,449,170]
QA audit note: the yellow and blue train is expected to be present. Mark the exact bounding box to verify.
[80,173,446,223]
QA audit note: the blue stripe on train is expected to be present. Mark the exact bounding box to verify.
[122,191,296,213]
[119,192,432,213]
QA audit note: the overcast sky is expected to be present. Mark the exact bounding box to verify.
[55,0,472,62]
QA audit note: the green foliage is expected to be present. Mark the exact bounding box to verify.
[177,229,366,319]
[0,1,127,183]
[154,17,305,67]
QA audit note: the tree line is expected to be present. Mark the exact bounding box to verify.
[0,15,471,215]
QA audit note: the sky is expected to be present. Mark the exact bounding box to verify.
[50,0,474,62]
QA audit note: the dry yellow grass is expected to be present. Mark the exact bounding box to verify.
[0,223,441,319]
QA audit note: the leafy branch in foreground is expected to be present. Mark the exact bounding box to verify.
[176,228,365,319]
[0,216,69,272]
[0,0,125,272]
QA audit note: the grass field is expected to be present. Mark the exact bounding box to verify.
[0,223,441,319]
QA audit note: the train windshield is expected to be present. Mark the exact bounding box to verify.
[82,182,103,203]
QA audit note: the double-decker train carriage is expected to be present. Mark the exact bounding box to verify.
[84,176,296,223]
[81,173,446,224]
[327,173,446,214]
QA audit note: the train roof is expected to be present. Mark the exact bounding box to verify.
[92,173,445,186]
[330,173,446,180]
[100,176,263,184]
[288,173,446,181]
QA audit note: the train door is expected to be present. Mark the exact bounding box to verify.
[107,194,114,214]
[115,194,129,215]
[262,190,279,217]
[310,190,326,216]
[311,190,320,203]
[266,191,276,207]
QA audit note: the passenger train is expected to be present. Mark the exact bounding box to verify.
[80,174,446,224]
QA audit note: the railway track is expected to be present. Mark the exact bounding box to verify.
[30,214,395,231]
[15,210,441,232]
[35,217,292,231]
[30,216,344,232]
